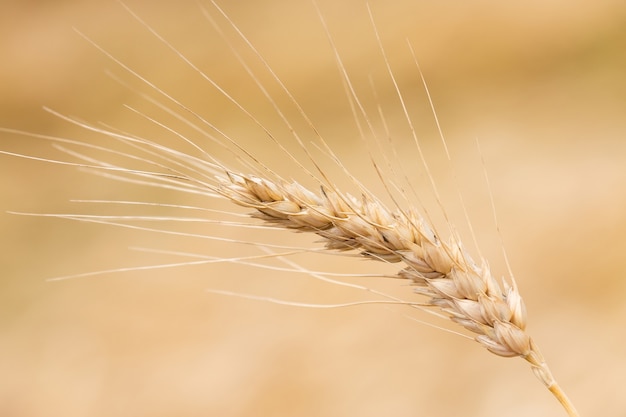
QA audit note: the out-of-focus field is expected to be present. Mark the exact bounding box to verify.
[1,1,625,416]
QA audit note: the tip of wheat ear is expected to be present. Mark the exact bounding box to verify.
[217,171,579,416]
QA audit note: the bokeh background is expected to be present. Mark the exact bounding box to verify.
[1,1,626,416]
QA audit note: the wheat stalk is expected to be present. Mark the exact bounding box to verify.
[0,1,582,415]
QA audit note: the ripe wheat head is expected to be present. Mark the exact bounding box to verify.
[4,1,625,416]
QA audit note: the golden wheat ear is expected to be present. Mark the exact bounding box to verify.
[0,1,582,415]
[214,168,579,416]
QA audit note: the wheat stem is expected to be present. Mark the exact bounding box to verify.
[549,383,580,417]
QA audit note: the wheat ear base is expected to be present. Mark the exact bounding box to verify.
[524,341,579,417]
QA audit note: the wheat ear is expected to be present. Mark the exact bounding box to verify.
[218,171,579,416]
[0,2,580,414]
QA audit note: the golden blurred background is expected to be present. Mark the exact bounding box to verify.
[1,1,626,416]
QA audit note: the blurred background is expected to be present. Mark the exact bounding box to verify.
[1,1,625,416]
